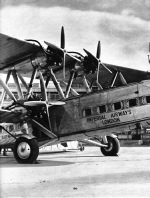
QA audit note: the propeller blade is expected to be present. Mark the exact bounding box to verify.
[96,41,101,59]
[84,42,112,74]
[24,100,65,107]
[61,26,66,79]
[49,101,65,106]
[66,53,81,62]
[96,61,100,84]
[96,61,103,90]
[24,101,46,107]
[61,26,65,49]
[63,53,66,79]
[62,52,81,79]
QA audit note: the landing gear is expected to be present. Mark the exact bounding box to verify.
[101,136,120,156]
[80,146,85,151]
[78,142,85,151]
[13,137,39,164]
[3,148,7,156]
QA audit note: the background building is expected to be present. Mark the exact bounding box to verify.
[0,81,86,107]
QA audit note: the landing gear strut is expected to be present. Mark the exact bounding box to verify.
[13,137,39,163]
[101,136,120,156]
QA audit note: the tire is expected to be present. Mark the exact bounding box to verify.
[80,146,85,151]
[13,137,39,164]
[101,136,120,156]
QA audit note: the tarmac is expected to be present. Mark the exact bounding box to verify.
[0,146,150,198]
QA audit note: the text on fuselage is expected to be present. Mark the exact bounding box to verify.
[87,109,132,125]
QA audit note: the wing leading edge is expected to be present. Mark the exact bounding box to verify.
[0,33,42,73]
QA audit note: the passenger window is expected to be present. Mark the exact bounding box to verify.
[113,102,122,110]
[83,108,92,117]
[142,97,146,105]
[98,105,107,113]
[128,98,137,107]
[146,96,150,104]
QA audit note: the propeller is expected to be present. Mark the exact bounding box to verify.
[24,71,65,130]
[44,26,81,79]
[83,41,112,89]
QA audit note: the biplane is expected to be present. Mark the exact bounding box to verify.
[0,27,150,163]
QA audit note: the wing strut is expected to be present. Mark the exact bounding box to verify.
[119,71,127,85]
[12,70,24,99]
[82,75,91,93]
[48,67,65,99]
[111,71,118,87]
[17,71,29,90]
[39,71,52,131]
[0,79,17,102]
[31,119,57,138]
[65,69,76,98]
[0,70,12,108]
[111,71,127,87]
[61,81,79,96]
[27,66,38,97]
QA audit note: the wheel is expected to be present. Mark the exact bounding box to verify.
[13,137,39,164]
[80,146,85,151]
[101,136,120,156]
[3,149,7,156]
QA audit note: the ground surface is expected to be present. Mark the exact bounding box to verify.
[0,146,150,198]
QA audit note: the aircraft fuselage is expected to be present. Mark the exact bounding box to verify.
[48,80,150,142]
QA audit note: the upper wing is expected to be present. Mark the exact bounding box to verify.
[0,33,78,79]
[0,33,149,84]
[0,33,45,76]
[74,62,149,88]
[99,63,149,88]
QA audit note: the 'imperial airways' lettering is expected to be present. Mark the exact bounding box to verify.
[102,118,120,125]
[111,110,131,118]
[87,115,106,122]
[86,109,131,124]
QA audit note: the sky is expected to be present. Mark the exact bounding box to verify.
[0,0,150,74]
